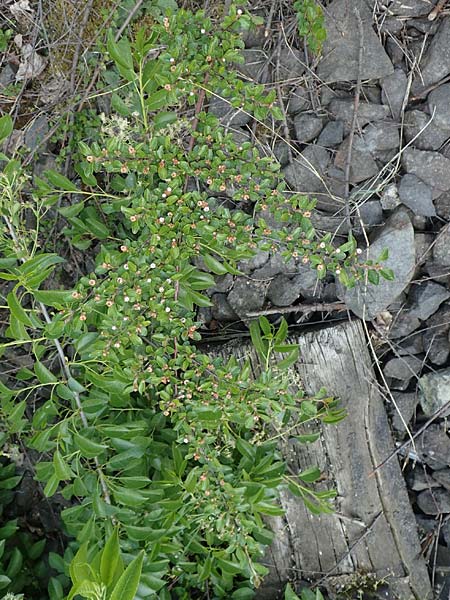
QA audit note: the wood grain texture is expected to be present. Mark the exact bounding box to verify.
[214,320,431,600]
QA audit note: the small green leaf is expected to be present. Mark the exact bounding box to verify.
[101,527,122,587]
[249,320,268,362]
[379,268,394,281]
[298,466,321,483]
[44,472,60,497]
[0,114,13,143]
[153,111,177,129]
[202,253,228,275]
[44,169,79,192]
[74,433,108,458]
[48,576,64,600]
[295,432,320,444]
[368,270,380,285]
[285,583,301,600]
[7,290,34,327]
[110,550,144,600]
[277,346,299,370]
[35,360,58,384]
[53,450,73,480]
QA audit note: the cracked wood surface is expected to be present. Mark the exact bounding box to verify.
[216,319,431,600]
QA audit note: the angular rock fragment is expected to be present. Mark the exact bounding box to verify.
[317,0,393,83]
[342,208,416,320]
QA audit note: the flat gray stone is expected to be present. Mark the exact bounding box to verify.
[409,281,450,320]
[388,312,421,339]
[423,331,450,366]
[417,489,450,515]
[435,191,450,220]
[355,120,400,159]
[329,99,390,133]
[357,200,384,231]
[381,183,401,210]
[342,208,416,320]
[227,279,268,319]
[211,293,238,321]
[317,0,393,83]
[428,84,450,131]
[418,368,450,417]
[209,95,251,127]
[390,392,419,433]
[381,68,407,119]
[283,145,330,194]
[412,17,450,95]
[317,121,344,147]
[387,0,433,16]
[433,224,450,266]
[237,49,269,82]
[404,110,450,151]
[24,115,49,151]
[419,424,450,470]
[335,136,379,183]
[384,356,423,388]
[402,148,450,192]
[293,114,324,143]
[277,48,305,81]
[398,174,436,216]
[287,87,310,114]
[267,274,309,307]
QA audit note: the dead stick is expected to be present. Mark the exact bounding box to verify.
[428,0,447,21]
[343,7,364,234]
[245,302,346,318]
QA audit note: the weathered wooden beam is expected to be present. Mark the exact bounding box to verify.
[216,320,431,600]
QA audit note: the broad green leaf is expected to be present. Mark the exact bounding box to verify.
[368,269,380,285]
[53,450,73,480]
[153,111,177,130]
[67,580,104,600]
[33,288,76,307]
[259,316,272,337]
[110,550,144,600]
[43,472,59,497]
[277,347,299,370]
[107,30,134,71]
[7,314,30,341]
[6,547,23,578]
[285,583,301,600]
[0,114,13,143]
[34,360,58,384]
[44,169,79,192]
[298,466,321,483]
[48,576,64,600]
[249,319,268,362]
[69,542,93,585]
[202,253,228,275]
[19,253,64,278]
[146,89,169,111]
[236,437,255,462]
[274,318,288,344]
[0,574,11,590]
[100,527,121,587]
[6,291,33,327]
[74,433,108,458]
[380,268,394,281]
[295,432,320,444]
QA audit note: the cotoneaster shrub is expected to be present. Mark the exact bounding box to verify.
[0,3,392,598]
